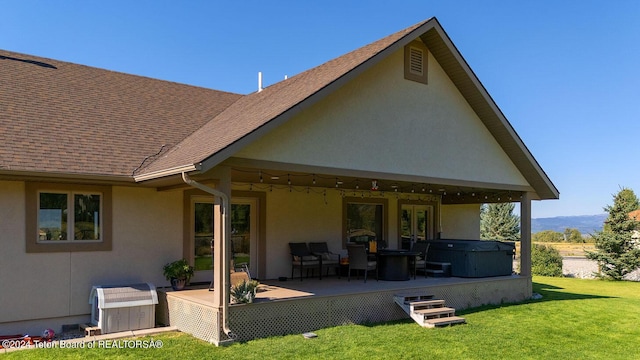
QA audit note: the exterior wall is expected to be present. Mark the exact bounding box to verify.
[235,42,529,188]
[0,180,183,334]
[262,187,343,280]
[236,186,440,279]
[440,204,481,239]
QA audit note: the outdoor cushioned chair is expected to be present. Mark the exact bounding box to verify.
[309,242,341,278]
[289,242,322,281]
[346,243,377,283]
[411,241,430,278]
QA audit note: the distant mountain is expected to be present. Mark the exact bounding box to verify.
[531,214,607,234]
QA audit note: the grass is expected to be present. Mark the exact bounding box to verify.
[4,277,640,359]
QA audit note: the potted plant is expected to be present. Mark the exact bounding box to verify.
[230,279,259,304]
[163,259,194,291]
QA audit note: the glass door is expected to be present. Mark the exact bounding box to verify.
[400,204,432,250]
[190,196,259,282]
[231,198,258,277]
[192,197,214,283]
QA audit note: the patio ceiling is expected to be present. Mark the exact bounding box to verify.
[227,165,528,204]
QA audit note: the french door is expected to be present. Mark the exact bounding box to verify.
[400,204,433,250]
[230,198,258,277]
[190,196,258,283]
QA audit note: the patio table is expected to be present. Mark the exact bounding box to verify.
[376,250,420,281]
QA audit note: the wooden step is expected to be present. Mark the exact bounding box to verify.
[398,294,434,305]
[409,299,445,311]
[414,307,456,319]
[424,316,466,328]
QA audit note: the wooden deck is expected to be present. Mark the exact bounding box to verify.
[157,275,531,344]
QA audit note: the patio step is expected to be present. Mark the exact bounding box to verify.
[410,299,445,312]
[425,261,451,277]
[395,294,434,305]
[393,294,465,329]
[414,306,456,319]
[424,316,467,328]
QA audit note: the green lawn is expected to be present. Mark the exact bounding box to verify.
[4,277,640,359]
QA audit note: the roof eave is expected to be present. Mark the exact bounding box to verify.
[133,164,199,182]
[0,169,136,185]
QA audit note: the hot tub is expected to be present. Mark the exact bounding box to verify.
[425,239,515,277]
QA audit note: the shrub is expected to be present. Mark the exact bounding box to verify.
[230,279,259,304]
[531,244,563,277]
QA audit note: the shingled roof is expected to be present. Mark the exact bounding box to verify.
[1,17,558,199]
[0,51,242,179]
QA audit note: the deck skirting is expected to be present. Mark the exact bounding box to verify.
[158,276,531,343]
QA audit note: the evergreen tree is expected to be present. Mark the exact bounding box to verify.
[586,187,640,280]
[480,203,520,241]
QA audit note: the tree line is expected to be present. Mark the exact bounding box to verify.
[532,228,593,243]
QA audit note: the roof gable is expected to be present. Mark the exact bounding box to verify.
[137,17,557,200]
[233,42,530,189]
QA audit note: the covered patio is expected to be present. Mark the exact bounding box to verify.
[157,274,530,343]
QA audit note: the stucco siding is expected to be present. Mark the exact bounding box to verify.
[0,181,72,324]
[440,204,481,239]
[0,181,183,326]
[235,44,529,187]
[263,188,343,280]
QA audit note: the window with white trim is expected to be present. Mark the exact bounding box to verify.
[38,191,102,242]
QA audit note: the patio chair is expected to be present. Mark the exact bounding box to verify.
[346,243,377,283]
[309,242,341,278]
[411,241,430,279]
[289,242,322,281]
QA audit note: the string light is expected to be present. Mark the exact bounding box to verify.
[231,168,515,202]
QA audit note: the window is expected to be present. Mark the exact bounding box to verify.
[404,40,428,84]
[342,197,388,248]
[26,182,112,252]
[38,192,102,242]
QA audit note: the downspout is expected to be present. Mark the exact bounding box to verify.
[181,172,234,339]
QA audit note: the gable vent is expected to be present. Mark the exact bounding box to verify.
[404,41,428,85]
[409,47,424,75]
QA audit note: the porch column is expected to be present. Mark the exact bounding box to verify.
[520,192,533,277]
[212,166,232,313]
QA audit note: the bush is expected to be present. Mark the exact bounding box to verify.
[531,244,563,277]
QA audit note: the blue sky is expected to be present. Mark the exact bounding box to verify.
[3,1,639,218]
